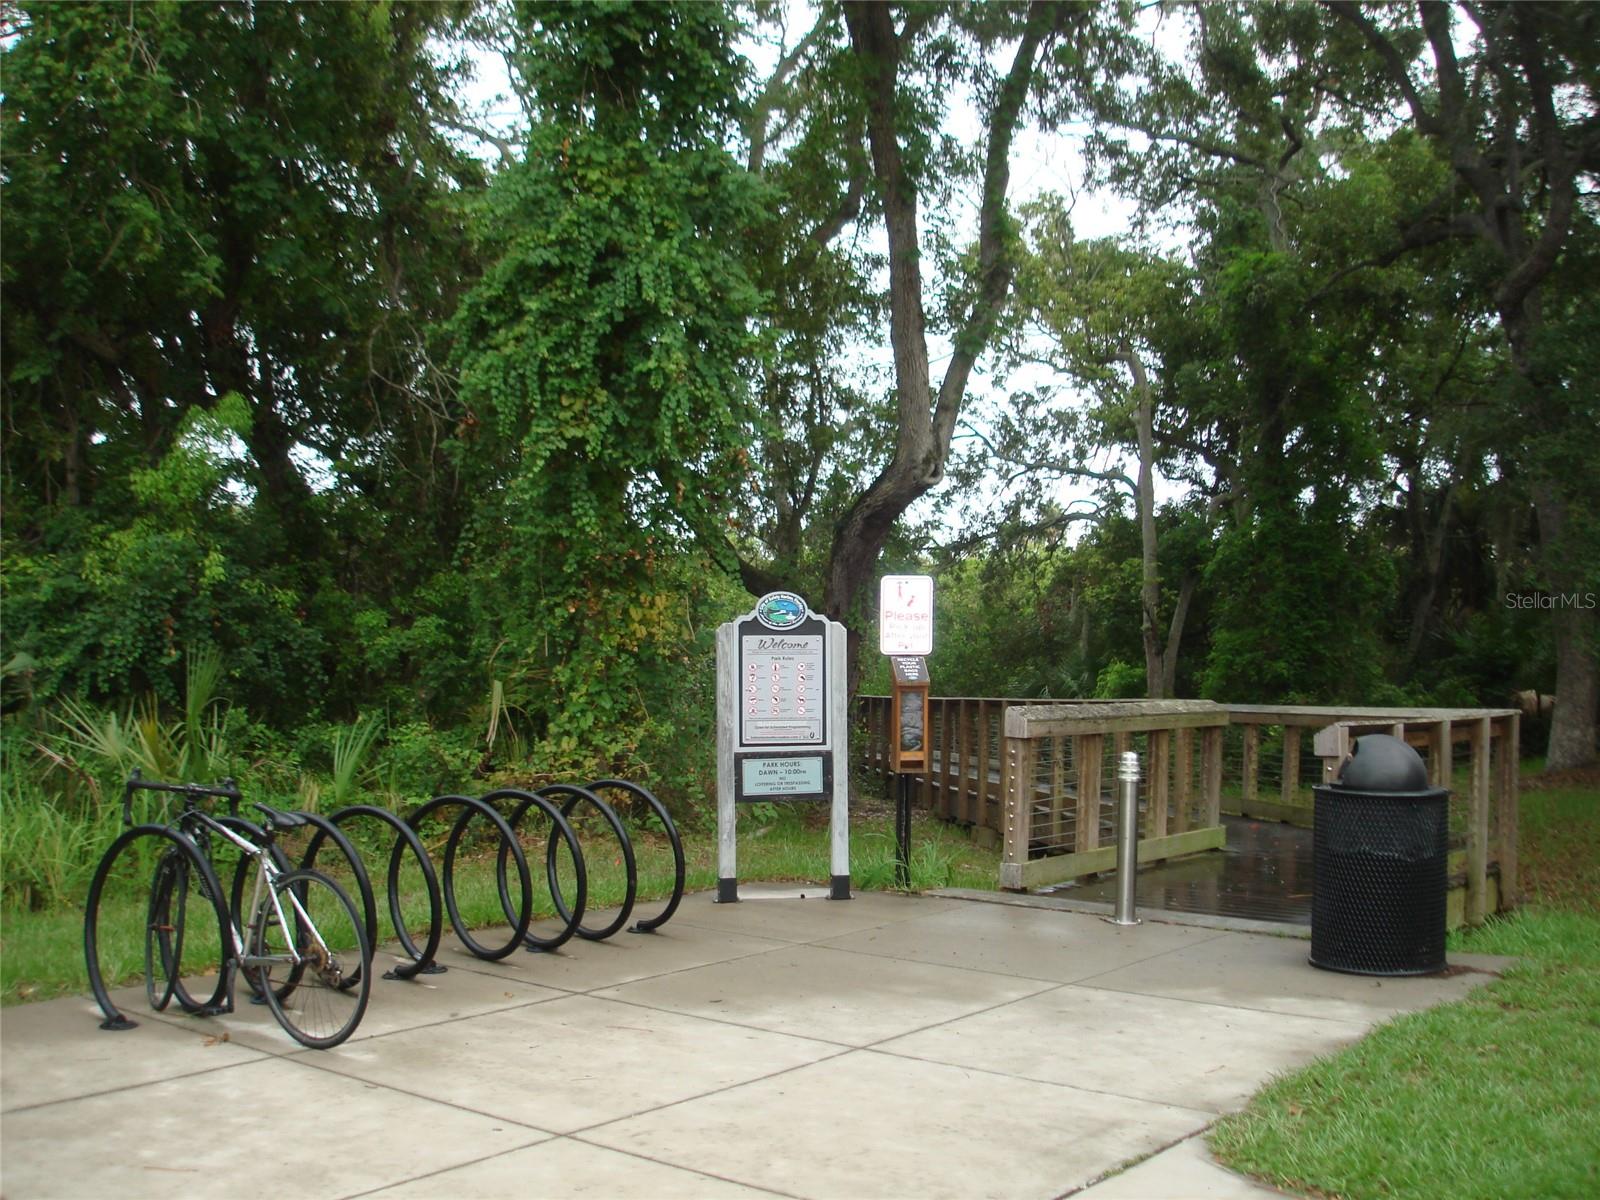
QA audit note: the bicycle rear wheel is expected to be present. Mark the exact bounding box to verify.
[145,849,209,1012]
[249,868,371,1049]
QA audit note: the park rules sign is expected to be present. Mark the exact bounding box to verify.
[715,593,850,902]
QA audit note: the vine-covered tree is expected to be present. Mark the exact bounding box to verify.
[448,0,765,753]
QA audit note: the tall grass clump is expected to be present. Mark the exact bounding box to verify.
[0,775,118,913]
[46,647,235,786]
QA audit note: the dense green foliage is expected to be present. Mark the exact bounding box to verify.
[449,1,764,758]
[3,0,1595,850]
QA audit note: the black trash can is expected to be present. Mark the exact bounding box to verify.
[1310,734,1448,976]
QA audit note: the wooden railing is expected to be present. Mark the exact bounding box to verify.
[996,700,1229,890]
[857,696,1088,831]
[855,696,1520,925]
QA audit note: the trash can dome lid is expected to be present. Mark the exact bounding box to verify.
[1337,733,1430,792]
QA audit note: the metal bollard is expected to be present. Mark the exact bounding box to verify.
[1106,751,1142,927]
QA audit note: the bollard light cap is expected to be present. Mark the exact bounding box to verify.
[1118,751,1140,782]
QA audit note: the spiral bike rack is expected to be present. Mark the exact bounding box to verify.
[411,794,533,961]
[325,804,445,978]
[586,778,685,934]
[476,788,589,953]
[85,771,687,1040]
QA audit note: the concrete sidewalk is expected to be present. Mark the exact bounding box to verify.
[1,890,1508,1200]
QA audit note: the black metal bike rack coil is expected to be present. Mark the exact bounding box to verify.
[477,788,589,953]
[327,804,445,978]
[412,794,533,961]
[86,824,231,1031]
[585,778,685,934]
[536,784,635,941]
[291,810,379,989]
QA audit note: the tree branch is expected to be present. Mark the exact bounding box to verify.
[805,164,866,250]
[1496,2,1579,316]
[1323,1,1440,135]
[747,15,831,173]
[435,114,518,168]
[934,1,1063,454]
[937,505,1103,556]
[1302,206,1480,308]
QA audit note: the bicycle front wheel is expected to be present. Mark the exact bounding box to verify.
[249,869,371,1049]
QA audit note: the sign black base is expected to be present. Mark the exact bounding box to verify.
[714,875,851,902]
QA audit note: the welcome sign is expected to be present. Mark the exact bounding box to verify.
[715,593,851,902]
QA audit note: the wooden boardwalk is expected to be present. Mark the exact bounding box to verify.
[1051,815,1313,926]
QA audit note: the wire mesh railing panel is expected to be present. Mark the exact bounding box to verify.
[1021,731,1163,860]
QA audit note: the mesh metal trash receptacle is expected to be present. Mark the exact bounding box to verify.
[1310,733,1448,976]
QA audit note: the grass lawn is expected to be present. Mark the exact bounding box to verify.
[1209,775,1600,1200]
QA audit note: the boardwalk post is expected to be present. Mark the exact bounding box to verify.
[1148,730,1170,838]
[1201,726,1223,828]
[1174,728,1194,833]
[1076,734,1103,853]
[1496,713,1519,907]
[1468,716,1491,925]
[1241,725,1259,807]
[975,700,993,828]
[1280,726,1301,808]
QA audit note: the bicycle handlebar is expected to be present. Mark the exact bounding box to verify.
[122,770,242,825]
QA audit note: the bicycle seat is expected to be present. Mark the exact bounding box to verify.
[254,803,308,831]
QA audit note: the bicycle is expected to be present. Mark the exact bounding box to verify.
[85,774,373,1049]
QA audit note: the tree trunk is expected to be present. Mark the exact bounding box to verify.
[1403,472,1458,674]
[1126,349,1164,697]
[827,2,1057,694]
[1162,571,1197,698]
[1533,478,1598,769]
[1545,603,1598,770]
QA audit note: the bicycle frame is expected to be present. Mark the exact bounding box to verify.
[181,809,309,975]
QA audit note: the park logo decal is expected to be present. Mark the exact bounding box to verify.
[755,592,807,630]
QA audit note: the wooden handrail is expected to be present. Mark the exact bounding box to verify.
[854,695,1520,924]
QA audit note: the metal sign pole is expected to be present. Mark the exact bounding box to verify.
[895,774,912,888]
[882,576,934,894]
